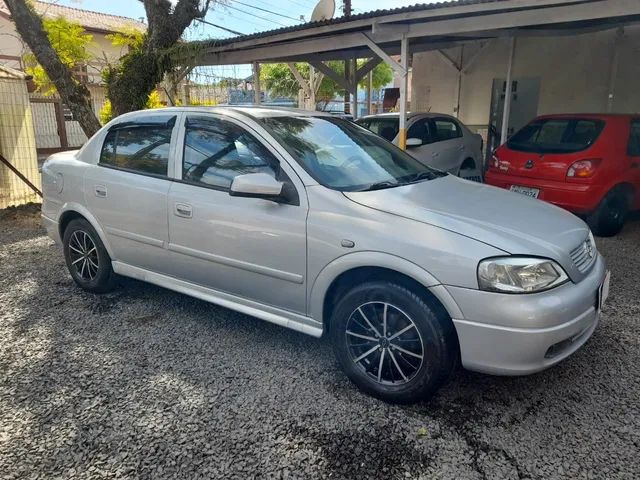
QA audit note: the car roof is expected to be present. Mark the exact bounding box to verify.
[535,113,639,120]
[118,105,333,120]
[357,112,454,121]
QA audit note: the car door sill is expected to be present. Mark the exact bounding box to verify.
[111,261,322,337]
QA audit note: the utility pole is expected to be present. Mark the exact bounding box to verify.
[343,0,352,114]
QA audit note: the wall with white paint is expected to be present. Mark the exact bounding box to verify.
[411,26,640,128]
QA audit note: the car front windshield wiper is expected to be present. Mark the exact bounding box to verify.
[356,180,400,192]
[403,170,446,184]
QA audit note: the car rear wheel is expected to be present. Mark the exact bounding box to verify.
[330,281,457,404]
[587,190,629,237]
[63,218,117,293]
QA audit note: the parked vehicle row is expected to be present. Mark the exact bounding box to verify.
[356,113,484,181]
[42,107,608,403]
[486,114,640,236]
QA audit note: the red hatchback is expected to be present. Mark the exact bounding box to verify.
[486,114,640,236]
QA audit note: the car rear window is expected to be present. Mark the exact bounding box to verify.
[507,118,605,154]
[357,118,399,142]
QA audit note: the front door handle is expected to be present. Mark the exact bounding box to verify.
[174,203,193,218]
[95,185,107,198]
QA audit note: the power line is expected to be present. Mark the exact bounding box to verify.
[195,18,246,36]
[223,4,289,27]
[229,0,302,22]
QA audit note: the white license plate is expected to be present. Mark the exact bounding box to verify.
[598,270,611,310]
[510,185,540,198]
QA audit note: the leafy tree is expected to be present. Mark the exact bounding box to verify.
[5,0,101,137]
[260,61,394,107]
[99,90,164,125]
[5,0,214,136]
[23,17,93,96]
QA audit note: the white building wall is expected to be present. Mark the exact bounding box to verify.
[411,26,640,128]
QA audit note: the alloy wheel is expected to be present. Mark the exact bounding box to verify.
[345,301,424,385]
[68,230,99,281]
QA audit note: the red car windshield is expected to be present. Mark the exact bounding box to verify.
[507,118,605,154]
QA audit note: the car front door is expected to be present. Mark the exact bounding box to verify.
[428,117,466,173]
[404,116,438,166]
[83,113,178,273]
[166,114,308,314]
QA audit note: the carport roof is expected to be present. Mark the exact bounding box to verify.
[194,0,640,65]
[202,0,508,47]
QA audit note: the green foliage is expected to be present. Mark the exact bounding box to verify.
[260,61,394,103]
[24,16,93,96]
[99,90,165,124]
[106,27,145,51]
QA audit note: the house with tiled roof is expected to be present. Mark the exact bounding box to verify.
[0,0,146,154]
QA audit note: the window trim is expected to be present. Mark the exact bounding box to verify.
[97,115,177,178]
[179,113,301,206]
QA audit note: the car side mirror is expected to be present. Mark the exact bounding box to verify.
[229,173,285,202]
[406,138,423,148]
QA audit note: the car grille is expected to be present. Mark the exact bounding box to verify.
[570,236,596,273]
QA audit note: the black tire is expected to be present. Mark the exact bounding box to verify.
[62,218,117,293]
[330,281,457,404]
[587,190,629,237]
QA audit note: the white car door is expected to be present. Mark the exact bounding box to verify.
[83,113,178,273]
[166,114,308,315]
[402,117,440,167]
[429,117,466,173]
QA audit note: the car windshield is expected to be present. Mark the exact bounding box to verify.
[261,116,444,191]
[507,118,605,154]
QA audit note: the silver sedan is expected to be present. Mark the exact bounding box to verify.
[41,106,609,403]
[357,112,484,181]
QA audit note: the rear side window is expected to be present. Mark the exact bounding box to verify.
[507,118,605,154]
[432,118,462,142]
[360,118,399,142]
[100,122,173,176]
[629,120,640,156]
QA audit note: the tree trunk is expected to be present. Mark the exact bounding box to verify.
[4,0,101,138]
[107,0,210,117]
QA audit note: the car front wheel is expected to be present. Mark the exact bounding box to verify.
[63,218,117,293]
[330,281,457,403]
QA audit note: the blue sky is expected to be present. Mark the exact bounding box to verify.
[52,0,433,80]
[55,0,430,39]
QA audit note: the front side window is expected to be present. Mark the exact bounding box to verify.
[182,116,279,189]
[358,118,399,142]
[407,118,432,144]
[261,116,445,191]
[432,118,462,142]
[507,118,605,154]
[100,121,173,176]
[628,120,640,157]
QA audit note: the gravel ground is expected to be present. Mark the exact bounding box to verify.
[0,205,639,480]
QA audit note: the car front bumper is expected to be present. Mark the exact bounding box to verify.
[446,253,607,375]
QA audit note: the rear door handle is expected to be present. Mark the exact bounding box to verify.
[174,203,193,218]
[95,185,107,197]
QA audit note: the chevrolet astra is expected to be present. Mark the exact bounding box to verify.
[41,107,610,403]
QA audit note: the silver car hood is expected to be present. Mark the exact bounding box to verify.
[343,175,589,260]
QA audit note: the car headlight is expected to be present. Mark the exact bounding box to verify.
[477,257,569,293]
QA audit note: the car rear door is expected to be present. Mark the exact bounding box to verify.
[83,113,178,273]
[166,113,308,314]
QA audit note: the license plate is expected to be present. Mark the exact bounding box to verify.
[510,185,540,198]
[598,270,611,310]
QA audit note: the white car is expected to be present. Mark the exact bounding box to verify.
[357,113,484,181]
